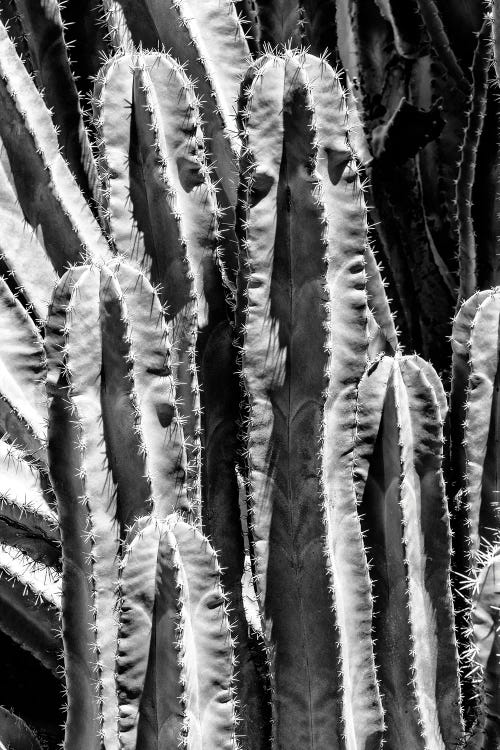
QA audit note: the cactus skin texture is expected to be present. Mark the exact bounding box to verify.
[0,706,43,750]
[468,547,500,749]
[0,2,499,750]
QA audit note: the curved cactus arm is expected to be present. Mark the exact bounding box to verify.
[0,20,111,272]
[0,277,47,460]
[0,157,57,324]
[457,19,492,304]
[239,52,346,749]
[0,706,43,750]
[0,544,61,674]
[107,261,191,518]
[13,0,102,207]
[308,52,386,746]
[397,355,463,748]
[116,516,238,749]
[0,438,59,568]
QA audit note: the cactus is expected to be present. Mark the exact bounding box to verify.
[469,545,500,749]
[0,2,499,750]
[0,706,43,750]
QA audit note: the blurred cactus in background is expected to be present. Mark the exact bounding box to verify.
[0,1,498,749]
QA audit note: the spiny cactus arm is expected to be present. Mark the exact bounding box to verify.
[239,53,345,749]
[117,516,238,749]
[94,51,231,312]
[460,293,500,557]
[302,53,398,352]
[172,518,238,748]
[0,706,43,750]
[13,0,102,207]
[308,53,385,746]
[397,356,463,747]
[107,262,191,518]
[125,62,202,504]
[141,52,229,324]
[116,517,184,749]
[450,291,491,495]
[0,438,59,568]
[45,266,102,750]
[92,54,134,254]
[356,355,425,747]
[0,20,111,272]
[98,266,155,528]
[46,265,122,749]
[450,290,492,717]
[0,544,60,674]
[0,156,56,324]
[0,277,47,458]
[457,19,492,304]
